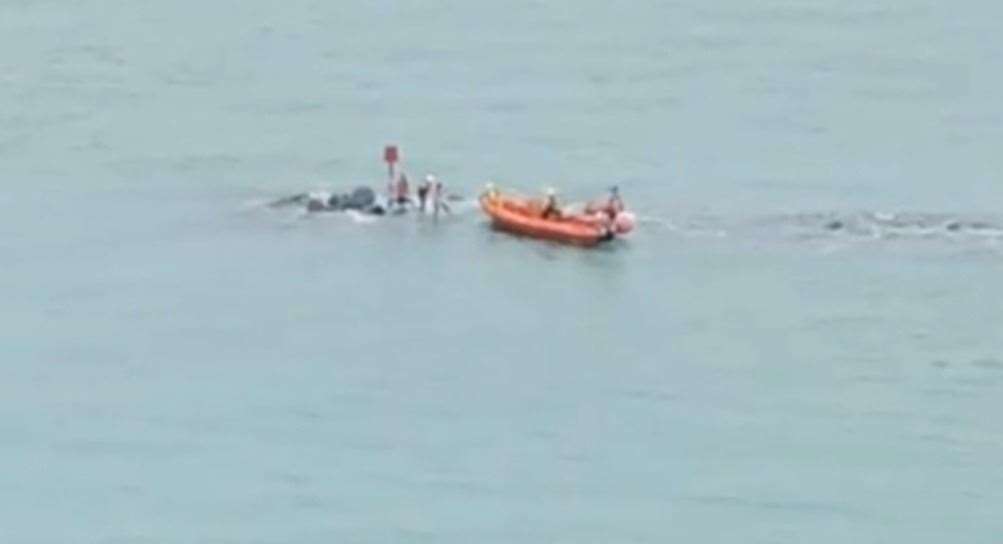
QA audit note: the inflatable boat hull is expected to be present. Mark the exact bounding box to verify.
[479,193,612,247]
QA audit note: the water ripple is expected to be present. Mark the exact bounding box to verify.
[683,493,871,520]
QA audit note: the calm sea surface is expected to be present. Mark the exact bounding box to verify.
[2,1,1002,542]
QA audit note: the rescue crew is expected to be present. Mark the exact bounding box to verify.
[541,188,560,219]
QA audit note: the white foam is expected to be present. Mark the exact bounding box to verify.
[345,210,378,224]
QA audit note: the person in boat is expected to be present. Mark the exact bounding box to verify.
[586,185,625,220]
[541,188,561,219]
[483,182,499,200]
[417,174,433,212]
[607,185,625,215]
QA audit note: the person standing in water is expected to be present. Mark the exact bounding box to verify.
[432,177,451,218]
[417,174,433,213]
[394,173,412,208]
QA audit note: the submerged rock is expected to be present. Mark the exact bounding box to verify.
[343,186,376,210]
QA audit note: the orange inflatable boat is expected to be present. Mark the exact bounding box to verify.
[479,189,634,246]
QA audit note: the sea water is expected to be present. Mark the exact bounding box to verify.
[1,1,1001,542]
